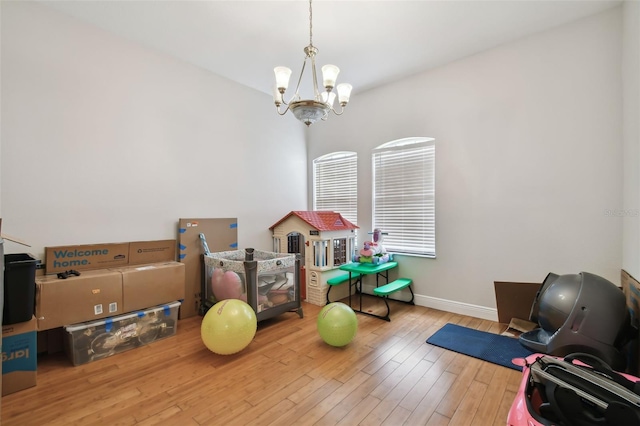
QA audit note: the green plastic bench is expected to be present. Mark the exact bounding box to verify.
[326,273,362,304]
[373,278,414,321]
[327,272,361,286]
[373,278,413,296]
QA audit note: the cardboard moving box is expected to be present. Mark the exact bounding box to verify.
[36,262,185,331]
[129,240,178,265]
[2,316,37,396]
[493,281,542,324]
[45,239,176,274]
[36,270,123,331]
[45,242,129,273]
[112,262,185,313]
[178,218,238,319]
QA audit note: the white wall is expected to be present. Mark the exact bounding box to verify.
[309,7,625,319]
[622,0,640,279]
[0,2,308,259]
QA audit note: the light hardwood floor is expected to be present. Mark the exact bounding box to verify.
[1,299,523,425]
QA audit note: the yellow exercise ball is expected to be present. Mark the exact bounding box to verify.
[201,299,257,355]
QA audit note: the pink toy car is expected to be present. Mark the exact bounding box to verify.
[507,353,640,426]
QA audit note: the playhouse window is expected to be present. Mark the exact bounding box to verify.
[333,238,347,266]
[272,237,281,253]
[313,240,329,267]
[348,236,357,262]
[287,233,301,254]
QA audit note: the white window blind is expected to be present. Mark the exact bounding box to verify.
[372,138,435,257]
[313,151,358,225]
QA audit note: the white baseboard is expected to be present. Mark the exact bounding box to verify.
[414,294,498,322]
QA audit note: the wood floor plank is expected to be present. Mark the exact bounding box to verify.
[493,389,518,426]
[45,387,142,425]
[423,345,446,363]
[399,349,456,411]
[131,405,185,426]
[471,363,511,425]
[361,336,416,376]
[245,399,296,426]
[331,335,402,382]
[361,358,433,425]
[313,358,401,426]
[182,399,252,425]
[335,394,381,425]
[242,355,318,407]
[426,412,453,426]
[380,405,412,426]
[444,352,476,375]
[404,370,457,424]
[436,356,484,417]
[285,375,331,405]
[217,374,313,425]
[448,380,488,425]
[369,341,432,400]
[474,360,499,385]
[505,368,524,393]
[265,379,342,425]
[292,371,370,425]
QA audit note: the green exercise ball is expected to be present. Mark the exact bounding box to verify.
[317,302,358,347]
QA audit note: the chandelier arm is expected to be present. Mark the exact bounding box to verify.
[275,104,292,116]
[310,53,322,100]
[330,106,346,116]
[290,57,308,101]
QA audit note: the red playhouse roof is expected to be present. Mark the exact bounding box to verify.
[270,211,359,232]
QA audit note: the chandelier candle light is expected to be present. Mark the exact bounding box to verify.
[273,0,352,126]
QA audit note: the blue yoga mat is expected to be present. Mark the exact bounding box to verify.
[426,323,534,371]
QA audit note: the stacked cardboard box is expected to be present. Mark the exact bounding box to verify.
[36,262,185,331]
[2,316,37,396]
[36,240,185,366]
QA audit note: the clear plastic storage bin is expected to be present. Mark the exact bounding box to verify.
[64,301,180,366]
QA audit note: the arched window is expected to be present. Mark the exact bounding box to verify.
[372,137,435,257]
[313,151,358,225]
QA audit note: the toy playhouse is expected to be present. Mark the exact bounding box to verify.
[269,211,359,306]
[203,248,303,322]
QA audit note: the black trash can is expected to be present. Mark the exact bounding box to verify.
[3,253,37,325]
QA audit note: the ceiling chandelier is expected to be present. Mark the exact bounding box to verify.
[273,0,352,127]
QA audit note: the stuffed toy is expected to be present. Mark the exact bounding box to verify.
[354,228,392,264]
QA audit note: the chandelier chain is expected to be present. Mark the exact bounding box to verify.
[309,0,313,47]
